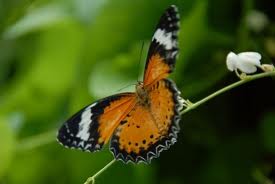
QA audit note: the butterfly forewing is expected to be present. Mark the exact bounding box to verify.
[57,93,135,152]
[143,5,180,86]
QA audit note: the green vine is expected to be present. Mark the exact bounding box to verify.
[83,70,275,184]
[15,70,275,183]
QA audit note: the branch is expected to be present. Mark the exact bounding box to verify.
[15,71,275,183]
[84,70,275,184]
[181,71,275,115]
[84,159,116,184]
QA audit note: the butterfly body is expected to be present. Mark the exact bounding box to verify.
[57,5,183,163]
[135,81,150,107]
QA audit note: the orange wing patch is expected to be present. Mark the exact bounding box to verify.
[143,54,171,86]
[110,105,163,163]
[110,79,183,163]
[148,79,179,135]
[57,93,136,152]
[97,95,136,145]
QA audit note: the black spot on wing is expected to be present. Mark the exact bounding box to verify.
[109,79,183,164]
[110,132,177,164]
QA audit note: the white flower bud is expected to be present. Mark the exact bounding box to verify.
[226,51,262,74]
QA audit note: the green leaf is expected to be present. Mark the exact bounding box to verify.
[0,117,15,178]
[0,21,84,121]
[71,0,108,23]
[3,3,70,39]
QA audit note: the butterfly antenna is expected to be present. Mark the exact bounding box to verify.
[137,41,145,82]
[116,83,136,92]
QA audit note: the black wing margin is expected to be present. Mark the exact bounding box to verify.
[144,5,180,74]
[57,93,134,152]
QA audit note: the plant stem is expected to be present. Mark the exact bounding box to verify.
[84,159,116,184]
[15,70,275,183]
[86,71,275,183]
[181,71,275,115]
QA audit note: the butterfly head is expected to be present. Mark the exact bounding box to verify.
[135,81,144,95]
[135,81,150,107]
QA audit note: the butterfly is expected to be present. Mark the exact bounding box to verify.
[57,5,183,163]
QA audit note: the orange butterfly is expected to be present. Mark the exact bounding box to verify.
[57,5,183,163]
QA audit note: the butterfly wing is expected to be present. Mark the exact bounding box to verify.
[110,79,183,163]
[58,5,182,163]
[57,93,136,152]
[143,5,180,86]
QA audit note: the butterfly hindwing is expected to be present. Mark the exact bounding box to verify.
[110,79,183,163]
[144,5,180,86]
[57,93,135,152]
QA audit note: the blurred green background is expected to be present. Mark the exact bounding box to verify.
[0,0,275,183]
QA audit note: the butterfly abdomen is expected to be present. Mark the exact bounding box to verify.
[135,82,151,107]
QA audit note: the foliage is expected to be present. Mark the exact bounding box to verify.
[0,0,274,183]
